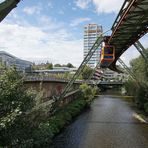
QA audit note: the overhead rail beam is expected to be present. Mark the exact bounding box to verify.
[0,0,20,22]
[108,0,148,72]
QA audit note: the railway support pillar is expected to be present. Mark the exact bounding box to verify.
[134,41,148,63]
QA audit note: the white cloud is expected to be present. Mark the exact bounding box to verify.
[70,17,91,27]
[92,0,124,14]
[74,0,124,13]
[75,0,91,9]
[23,6,42,15]
[0,22,83,67]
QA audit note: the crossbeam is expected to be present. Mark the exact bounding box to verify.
[134,40,148,62]
[118,58,138,82]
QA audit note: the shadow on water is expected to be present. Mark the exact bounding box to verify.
[51,107,91,148]
[99,88,122,96]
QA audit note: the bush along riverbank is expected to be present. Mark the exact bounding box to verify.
[123,49,148,117]
[28,84,97,147]
[0,68,97,147]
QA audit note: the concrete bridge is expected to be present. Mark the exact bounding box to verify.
[24,77,123,100]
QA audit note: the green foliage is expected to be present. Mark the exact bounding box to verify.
[0,67,37,147]
[32,61,53,70]
[46,63,53,69]
[0,67,35,127]
[0,67,91,147]
[54,63,62,67]
[124,48,148,112]
[80,83,97,104]
[81,65,93,80]
[144,102,148,114]
[31,99,87,146]
[54,63,75,68]
[66,63,75,68]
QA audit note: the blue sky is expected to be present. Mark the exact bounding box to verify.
[0,0,147,66]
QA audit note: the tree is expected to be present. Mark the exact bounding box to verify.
[0,67,36,146]
[46,63,53,69]
[124,48,148,112]
[80,83,97,104]
[66,63,75,68]
[81,65,93,80]
[54,64,62,67]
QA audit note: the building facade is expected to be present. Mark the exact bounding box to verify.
[84,24,103,68]
[0,51,32,72]
[103,68,128,82]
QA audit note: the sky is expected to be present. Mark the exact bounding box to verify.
[0,0,147,67]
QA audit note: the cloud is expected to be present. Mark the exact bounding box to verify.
[74,0,124,13]
[0,21,83,67]
[92,0,124,14]
[23,6,42,15]
[70,17,91,27]
[75,0,91,9]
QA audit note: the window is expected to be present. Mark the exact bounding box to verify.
[104,47,113,54]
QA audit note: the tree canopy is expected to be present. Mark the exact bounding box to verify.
[124,48,148,112]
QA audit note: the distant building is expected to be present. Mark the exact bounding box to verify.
[32,67,78,74]
[0,51,32,72]
[103,68,128,82]
[84,24,103,68]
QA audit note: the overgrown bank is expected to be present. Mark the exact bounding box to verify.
[124,48,148,114]
[0,67,97,147]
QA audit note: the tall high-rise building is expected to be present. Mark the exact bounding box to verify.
[84,24,103,68]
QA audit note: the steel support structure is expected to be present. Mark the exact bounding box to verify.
[88,60,101,81]
[134,40,148,63]
[58,35,103,100]
[0,0,20,22]
[108,0,148,72]
[118,58,138,82]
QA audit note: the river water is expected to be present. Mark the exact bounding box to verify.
[52,95,148,148]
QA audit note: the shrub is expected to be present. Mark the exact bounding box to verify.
[80,83,97,104]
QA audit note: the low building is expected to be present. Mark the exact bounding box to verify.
[103,68,128,82]
[0,51,32,72]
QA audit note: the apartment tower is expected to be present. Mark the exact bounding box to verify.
[84,24,103,68]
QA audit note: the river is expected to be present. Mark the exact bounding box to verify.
[52,95,148,148]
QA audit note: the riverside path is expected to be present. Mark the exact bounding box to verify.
[52,95,148,148]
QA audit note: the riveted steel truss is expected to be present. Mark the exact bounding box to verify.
[0,0,20,22]
[134,40,148,62]
[108,0,148,72]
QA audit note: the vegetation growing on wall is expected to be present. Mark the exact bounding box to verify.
[80,83,97,104]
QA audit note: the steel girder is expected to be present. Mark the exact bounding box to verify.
[0,0,20,22]
[108,0,148,72]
